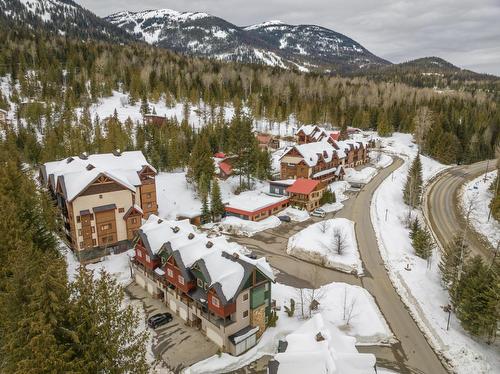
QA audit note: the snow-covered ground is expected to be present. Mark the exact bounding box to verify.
[287,218,363,275]
[156,171,268,221]
[371,133,499,374]
[460,171,499,248]
[215,215,282,237]
[344,166,378,184]
[371,152,393,169]
[281,207,310,222]
[187,281,393,374]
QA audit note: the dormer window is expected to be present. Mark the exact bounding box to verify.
[172,226,180,233]
[86,164,95,171]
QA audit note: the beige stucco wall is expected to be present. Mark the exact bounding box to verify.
[281,155,303,164]
[223,289,251,339]
[72,189,134,250]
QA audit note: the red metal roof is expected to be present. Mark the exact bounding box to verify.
[214,152,226,158]
[219,160,233,176]
[330,131,341,141]
[287,178,320,195]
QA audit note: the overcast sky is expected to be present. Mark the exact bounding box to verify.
[79,0,500,75]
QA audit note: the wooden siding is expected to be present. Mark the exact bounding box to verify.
[95,208,118,246]
[208,289,236,317]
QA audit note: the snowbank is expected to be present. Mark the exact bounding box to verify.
[371,133,498,374]
[215,215,281,237]
[371,153,393,169]
[281,207,310,222]
[287,218,363,275]
[321,180,350,213]
[460,171,499,248]
[344,166,378,184]
[187,281,392,374]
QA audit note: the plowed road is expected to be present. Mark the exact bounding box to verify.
[424,159,497,259]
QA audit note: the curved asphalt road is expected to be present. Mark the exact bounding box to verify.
[424,159,497,259]
[230,158,449,374]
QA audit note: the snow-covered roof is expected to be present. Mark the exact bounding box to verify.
[289,141,339,167]
[225,191,289,213]
[42,151,155,201]
[137,215,275,302]
[274,314,376,374]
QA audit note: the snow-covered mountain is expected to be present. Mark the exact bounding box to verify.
[0,0,132,42]
[106,9,389,73]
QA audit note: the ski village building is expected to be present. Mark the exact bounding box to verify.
[279,126,370,183]
[132,215,275,355]
[40,150,158,261]
[224,191,290,221]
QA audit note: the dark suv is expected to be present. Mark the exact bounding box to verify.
[147,312,173,329]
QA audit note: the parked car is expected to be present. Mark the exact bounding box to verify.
[278,215,291,222]
[311,208,326,218]
[147,312,173,329]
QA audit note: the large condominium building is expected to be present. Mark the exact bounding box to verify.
[40,150,158,260]
[132,215,275,356]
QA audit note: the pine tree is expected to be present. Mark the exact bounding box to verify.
[187,136,214,193]
[68,268,149,373]
[376,112,393,137]
[403,154,423,208]
[201,194,211,224]
[210,179,225,222]
[439,235,469,296]
[140,94,150,117]
[454,256,498,341]
[412,226,434,259]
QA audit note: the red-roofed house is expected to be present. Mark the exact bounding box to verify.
[256,133,280,150]
[218,160,233,179]
[287,178,327,211]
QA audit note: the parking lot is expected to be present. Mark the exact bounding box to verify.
[126,282,219,374]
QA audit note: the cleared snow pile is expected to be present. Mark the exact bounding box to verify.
[460,171,499,248]
[156,172,202,220]
[216,215,281,236]
[287,218,363,275]
[344,166,378,184]
[370,152,393,169]
[281,207,310,222]
[187,281,392,374]
[371,133,498,374]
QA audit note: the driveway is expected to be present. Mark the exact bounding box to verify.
[126,282,219,374]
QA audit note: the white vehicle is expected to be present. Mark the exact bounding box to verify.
[311,208,326,218]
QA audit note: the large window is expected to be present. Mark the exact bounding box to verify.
[178,275,185,285]
[211,296,220,307]
[167,268,173,278]
[101,223,111,231]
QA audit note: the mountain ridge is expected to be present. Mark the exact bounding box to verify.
[105,8,390,73]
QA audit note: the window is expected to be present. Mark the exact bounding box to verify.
[211,296,220,307]
[137,250,142,258]
[146,202,153,208]
[243,293,249,301]
[79,241,84,248]
[131,218,138,224]
[243,310,249,318]
[101,223,111,231]
[78,229,82,236]
[197,278,203,288]
[102,235,114,243]
[178,275,185,285]
[145,255,150,263]
[99,194,103,199]
[146,193,152,199]
[91,226,95,233]
[118,207,124,213]
[76,216,81,223]
[90,215,94,221]
[92,239,96,246]
[167,268,173,278]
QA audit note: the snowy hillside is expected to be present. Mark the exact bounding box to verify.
[105,8,389,73]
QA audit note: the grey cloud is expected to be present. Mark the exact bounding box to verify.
[78,0,500,75]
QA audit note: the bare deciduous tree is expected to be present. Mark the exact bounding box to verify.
[331,228,347,255]
[342,286,358,326]
[319,220,329,234]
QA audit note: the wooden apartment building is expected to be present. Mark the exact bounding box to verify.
[40,150,158,261]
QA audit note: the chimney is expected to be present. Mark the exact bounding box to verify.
[206,241,213,248]
[315,332,325,342]
[188,233,195,240]
[172,226,180,233]
[157,219,163,224]
[66,157,74,164]
[86,164,95,171]
[113,149,121,156]
[79,152,88,160]
[232,252,239,260]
